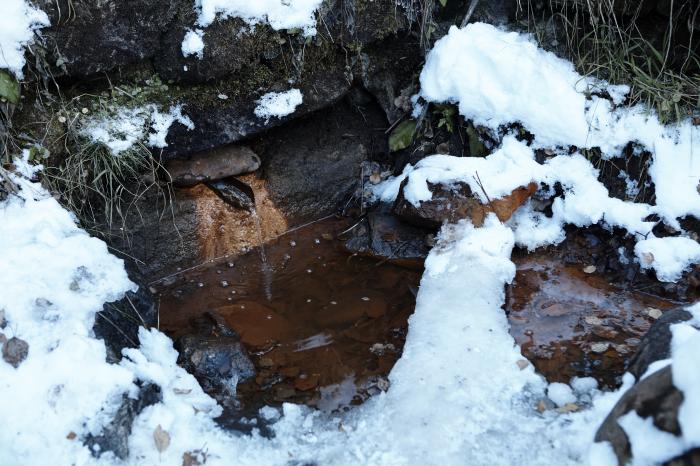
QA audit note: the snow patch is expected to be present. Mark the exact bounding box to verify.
[181,29,205,59]
[193,0,322,35]
[0,0,49,78]
[254,89,303,122]
[80,105,194,155]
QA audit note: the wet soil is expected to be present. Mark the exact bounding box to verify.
[156,216,421,413]
[507,250,678,387]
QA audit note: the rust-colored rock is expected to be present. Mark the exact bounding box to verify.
[165,145,260,187]
[392,179,538,228]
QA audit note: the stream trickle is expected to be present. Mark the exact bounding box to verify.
[251,209,273,301]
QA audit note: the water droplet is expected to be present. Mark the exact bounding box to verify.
[216,270,222,275]
[314,239,320,244]
[230,290,237,295]
[306,269,313,274]
[227,297,233,301]
[221,280,229,288]
[290,240,297,247]
[361,297,370,301]
[228,262,235,268]
[330,301,337,305]
[306,298,312,303]
[197,282,204,288]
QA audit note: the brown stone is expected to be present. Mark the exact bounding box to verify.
[165,145,260,187]
[393,179,538,229]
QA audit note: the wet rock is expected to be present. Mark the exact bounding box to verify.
[165,145,260,187]
[344,211,431,267]
[627,309,693,380]
[176,312,256,399]
[393,180,538,229]
[207,177,256,211]
[93,284,158,363]
[2,337,29,368]
[595,366,692,465]
[85,383,161,460]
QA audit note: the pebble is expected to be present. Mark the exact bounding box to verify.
[647,307,663,320]
[584,315,603,326]
[590,342,610,354]
[2,337,29,368]
[516,359,529,370]
[220,280,229,288]
[583,265,596,274]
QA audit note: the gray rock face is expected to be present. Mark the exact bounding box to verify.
[165,145,261,187]
[93,285,158,363]
[176,312,255,400]
[85,383,161,460]
[2,337,29,368]
[627,309,693,380]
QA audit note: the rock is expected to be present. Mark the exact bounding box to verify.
[2,337,29,368]
[393,180,538,229]
[627,309,693,380]
[165,145,260,187]
[256,94,388,222]
[595,366,690,465]
[85,383,161,459]
[93,284,158,363]
[0,309,5,328]
[343,211,431,268]
[36,0,178,77]
[207,178,256,211]
[176,312,256,399]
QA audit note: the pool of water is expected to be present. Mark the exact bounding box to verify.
[156,216,421,412]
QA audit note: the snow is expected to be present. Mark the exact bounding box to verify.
[81,105,194,155]
[635,237,700,282]
[0,153,136,464]
[193,0,323,35]
[254,89,303,122]
[0,0,49,78]
[420,23,700,229]
[181,29,205,59]
[547,383,576,407]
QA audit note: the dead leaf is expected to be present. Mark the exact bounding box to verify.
[183,451,204,466]
[66,432,77,440]
[154,424,171,453]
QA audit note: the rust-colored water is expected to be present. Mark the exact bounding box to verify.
[507,252,677,387]
[156,217,421,412]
